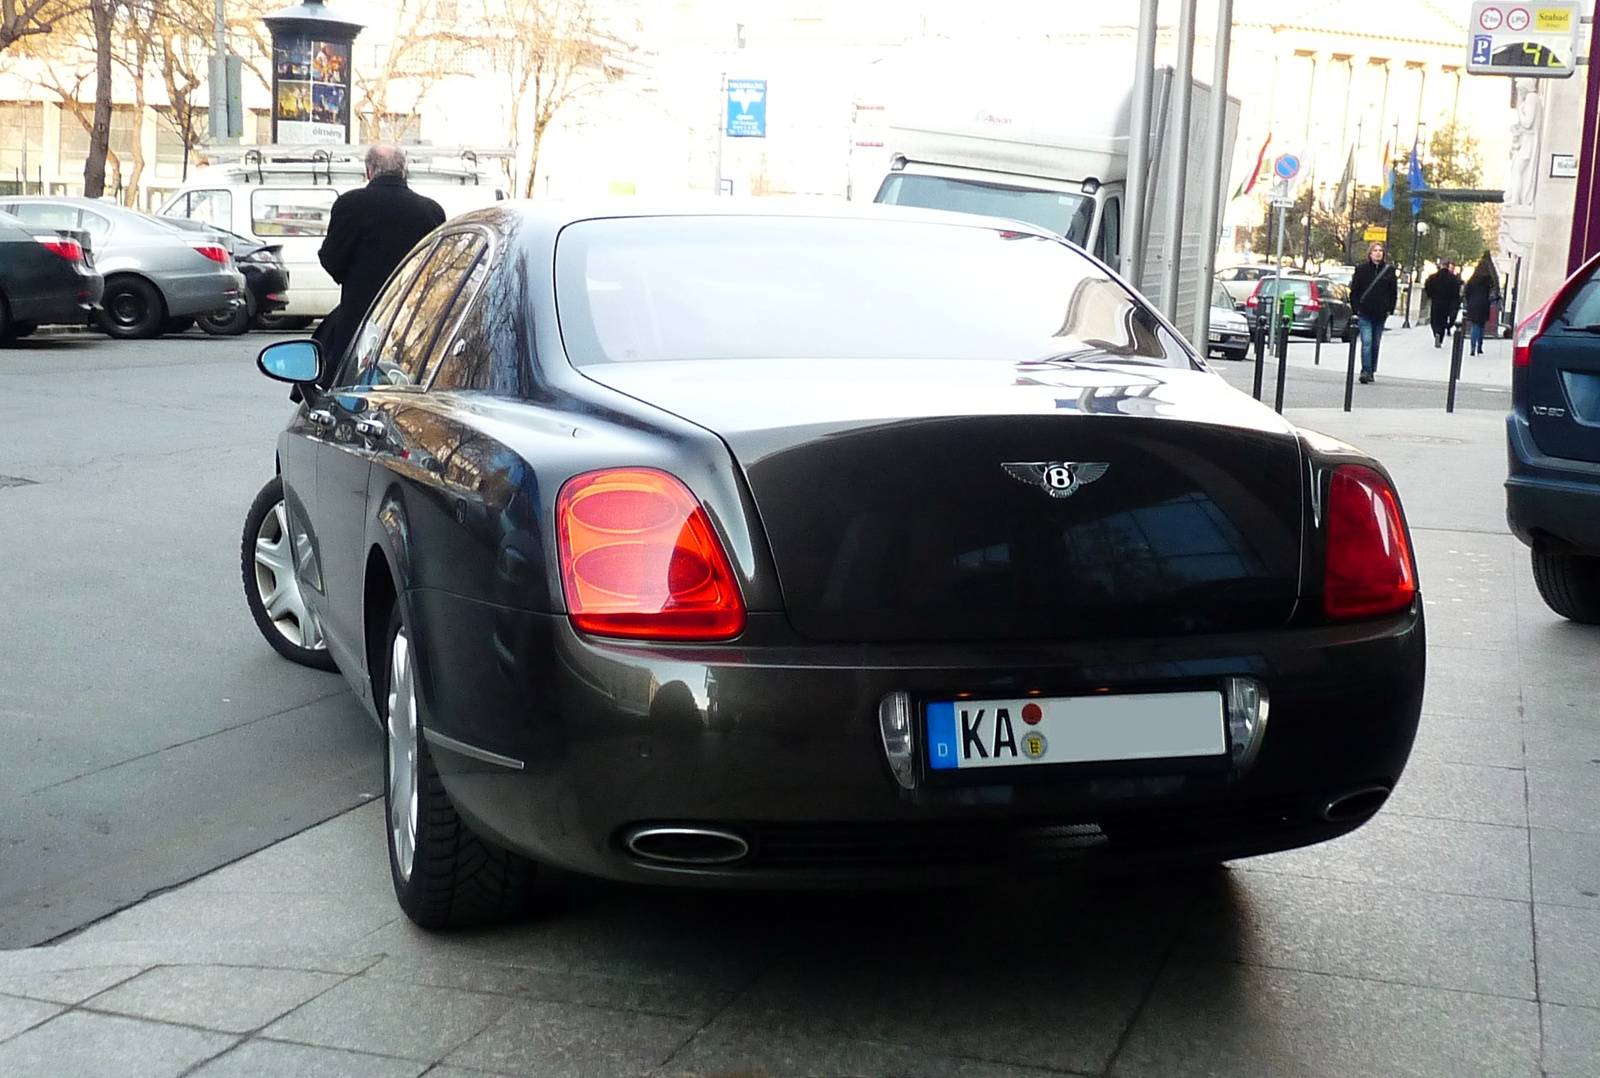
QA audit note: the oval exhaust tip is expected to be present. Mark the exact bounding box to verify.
[1321,785,1392,823]
[624,826,750,866]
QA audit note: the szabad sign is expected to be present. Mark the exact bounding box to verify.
[1468,0,1581,77]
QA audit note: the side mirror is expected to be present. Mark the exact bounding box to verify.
[257,340,323,385]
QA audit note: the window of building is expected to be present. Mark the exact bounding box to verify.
[58,106,137,176]
[0,102,45,193]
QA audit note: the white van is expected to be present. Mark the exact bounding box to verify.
[158,145,511,325]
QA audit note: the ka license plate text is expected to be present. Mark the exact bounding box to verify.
[925,692,1226,771]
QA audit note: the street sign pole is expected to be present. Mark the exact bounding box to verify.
[715,72,726,197]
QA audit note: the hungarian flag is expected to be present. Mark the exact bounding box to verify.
[1231,132,1272,200]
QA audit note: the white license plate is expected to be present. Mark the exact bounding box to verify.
[925,692,1226,771]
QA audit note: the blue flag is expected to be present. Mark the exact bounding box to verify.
[1407,138,1426,215]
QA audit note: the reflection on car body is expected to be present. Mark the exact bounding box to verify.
[246,202,1426,929]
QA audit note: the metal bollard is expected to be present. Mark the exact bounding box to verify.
[1273,314,1291,414]
[1251,314,1267,401]
[1343,326,1358,413]
[1446,321,1465,413]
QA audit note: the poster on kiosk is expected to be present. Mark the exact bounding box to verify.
[274,36,351,143]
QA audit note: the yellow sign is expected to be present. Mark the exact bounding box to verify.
[1537,8,1573,32]
[1364,226,1388,242]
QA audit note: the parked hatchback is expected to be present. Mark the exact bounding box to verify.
[0,209,103,342]
[0,197,244,339]
[1245,275,1353,343]
[1506,251,1600,622]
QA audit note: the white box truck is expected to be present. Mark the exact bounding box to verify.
[157,146,510,326]
[857,45,1238,338]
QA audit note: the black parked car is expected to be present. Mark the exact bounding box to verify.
[1506,251,1600,622]
[158,216,289,335]
[244,204,1425,928]
[0,208,103,342]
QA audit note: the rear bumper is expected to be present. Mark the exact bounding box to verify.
[160,269,242,318]
[412,596,1426,886]
[1506,414,1600,554]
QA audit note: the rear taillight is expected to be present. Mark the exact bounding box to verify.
[556,468,746,640]
[36,236,83,262]
[1511,300,1553,369]
[1324,465,1416,620]
[1245,294,1259,307]
[192,243,230,265]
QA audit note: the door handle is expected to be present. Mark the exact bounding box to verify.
[355,418,387,441]
[307,409,334,428]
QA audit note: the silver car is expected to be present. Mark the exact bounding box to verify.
[0,197,244,340]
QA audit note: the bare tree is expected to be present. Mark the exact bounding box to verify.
[352,0,475,142]
[475,0,627,197]
[81,0,115,196]
[1,0,70,54]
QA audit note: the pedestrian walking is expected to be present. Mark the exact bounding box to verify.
[1424,260,1463,348]
[1463,253,1502,356]
[315,143,447,369]
[1350,240,1397,383]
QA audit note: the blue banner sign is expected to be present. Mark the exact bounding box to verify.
[727,79,767,138]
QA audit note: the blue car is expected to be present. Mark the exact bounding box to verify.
[1506,251,1600,622]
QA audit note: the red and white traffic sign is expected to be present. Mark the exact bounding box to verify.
[1479,6,1503,29]
[1507,6,1530,30]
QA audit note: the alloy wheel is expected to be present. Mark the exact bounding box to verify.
[387,626,420,883]
[252,499,325,650]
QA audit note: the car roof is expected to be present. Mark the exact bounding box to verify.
[456,198,1067,241]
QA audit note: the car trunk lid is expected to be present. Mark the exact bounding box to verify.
[583,359,1306,644]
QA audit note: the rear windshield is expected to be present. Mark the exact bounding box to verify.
[875,174,1096,246]
[1255,278,1313,298]
[1557,268,1600,328]
[554,216,1182,368]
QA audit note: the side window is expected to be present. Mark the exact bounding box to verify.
[79,210,111,238]
[429,255,497,392]
[251,188,336,237]
[183,190,232,230]
[332,243,437,388]
[8,202,78,229]
[379,233,486,388]
[1097,196,1121,271]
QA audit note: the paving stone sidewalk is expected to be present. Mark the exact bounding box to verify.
[1,405,1596,1078]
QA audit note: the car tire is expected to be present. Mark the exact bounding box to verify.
[200,299,251,336]
[241,476,338,671]
[1531,548,1600,624]
[1223,348,1249,361]
[99,276,165,340]
[11,321,36,339]
[0,293,12,345]
[380,602,546,929]
[254,312,314,332]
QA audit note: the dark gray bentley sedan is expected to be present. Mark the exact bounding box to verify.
[244,203,1425,928]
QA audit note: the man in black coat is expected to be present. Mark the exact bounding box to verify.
[315,143,446,369]
[1423,260,1462,348]
[1350,240,1398,383]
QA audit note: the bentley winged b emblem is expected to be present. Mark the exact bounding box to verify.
[1002,461,1110,499]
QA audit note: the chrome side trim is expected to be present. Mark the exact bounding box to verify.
[421,728,525,771]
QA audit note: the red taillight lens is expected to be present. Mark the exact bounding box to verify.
[192,243,230,265]
[1511,300,1552,369]
[1324,465,1417,620]
[556,468,746,640]
[1246,294,1258,307]
[36,236,83,262]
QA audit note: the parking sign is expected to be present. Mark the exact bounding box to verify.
[1467,0,1581,76]
[726,79,767,138]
